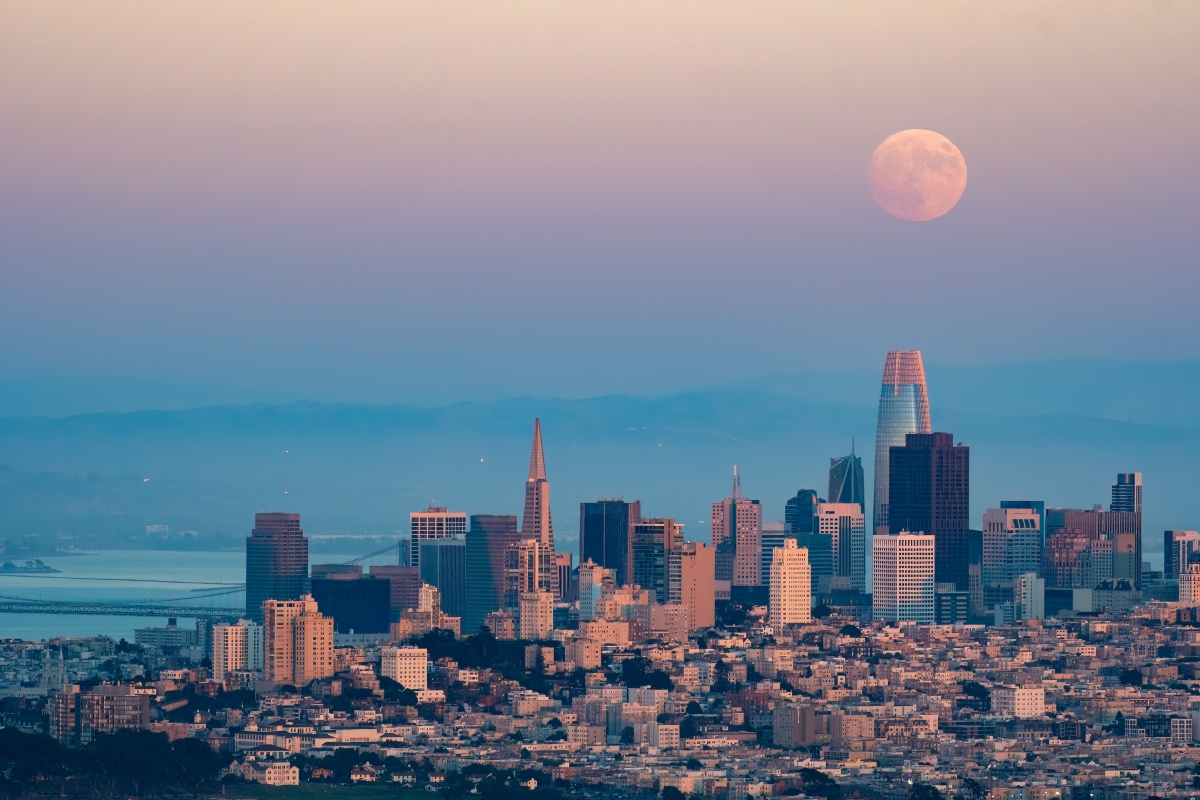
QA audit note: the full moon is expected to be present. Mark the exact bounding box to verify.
[868,129,967,222]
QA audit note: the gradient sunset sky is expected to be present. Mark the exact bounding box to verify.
[1,1,1197,406]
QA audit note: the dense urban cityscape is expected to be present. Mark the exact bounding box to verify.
[2,349,1195,800]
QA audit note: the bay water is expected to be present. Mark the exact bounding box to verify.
[0,549,366,642]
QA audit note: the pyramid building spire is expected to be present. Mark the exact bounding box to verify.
[521,418,557,596]
[528,418,547,482]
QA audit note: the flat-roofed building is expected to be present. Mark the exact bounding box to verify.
[263,594,334,686]
[769,539,811,629]
[992,685,1045,718]
[212,619,264,682]
[815,502,866,593]
[668,542,715,632]
[519,590,554,641]
[983,507,1042,587]
[872,529,935,623]
[632,518,683,604]
[381,646,428,690]
[409,507,467,570]
[419,535,466,618]
[246,513,309,624]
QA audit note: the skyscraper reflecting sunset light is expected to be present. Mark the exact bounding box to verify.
[872,350,931,536]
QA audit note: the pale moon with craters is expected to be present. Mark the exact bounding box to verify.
[868,129,967,221]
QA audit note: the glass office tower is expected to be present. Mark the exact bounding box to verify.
[889,432,970,592]
[785,489,821,536]
[828,442,865,507]
[579,499,641,587]
[245,512,309,624]
[464,514,520,635]
[872,350,931,536]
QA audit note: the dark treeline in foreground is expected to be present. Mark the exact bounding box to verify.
[0,727,222,796]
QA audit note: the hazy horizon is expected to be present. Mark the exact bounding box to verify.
[0,357,1192,571]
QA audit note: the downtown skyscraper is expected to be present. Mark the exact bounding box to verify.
[769,539,811,629]
[464,514,520,634]
[872,529,935,624]
[631,517,684,604]
[579,498,641,587]
[1110,472,1143,589]
[521,419,558,596]
[828,440,865,508]
[245,512,309,624]
[872,350,931,536]
[889,432,970,592]
[408,507,467,569]
[712,468,762,588]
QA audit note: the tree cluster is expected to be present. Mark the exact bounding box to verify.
[0,727,223,795]
[414,628,528,671]
[621,657,675,691]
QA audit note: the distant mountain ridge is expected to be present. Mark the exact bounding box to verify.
[0,372,1195,562]
[4,359,1200,426]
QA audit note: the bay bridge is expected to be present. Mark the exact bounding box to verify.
[0,585,246,618]
[0,541,403,618]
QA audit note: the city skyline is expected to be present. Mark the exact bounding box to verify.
[223,401,1150,643]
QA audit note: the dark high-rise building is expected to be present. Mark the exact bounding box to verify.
[419,535,466,618]
[310,574,391,634]
[968,529,984,620]
[1111,473,1143,588]
[368,565,422,620]
[934,583,969,625]
[798,532,833,595]
[1111,473,1143,514]
[464,514,520,635]
[579,499,641,586]
[828,444,865,507]
[888,432,969,592]
[408,508,467,569]
[714,538,734,598]
[782,489,822,592]
[1166,530,1200,580]
[245,512,309,623]
[311,564,360,579]
[873,350,932,537]
[631,518,683,604]
[785,489,821,536]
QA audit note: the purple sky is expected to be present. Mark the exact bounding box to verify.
[1,1,1197,405]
